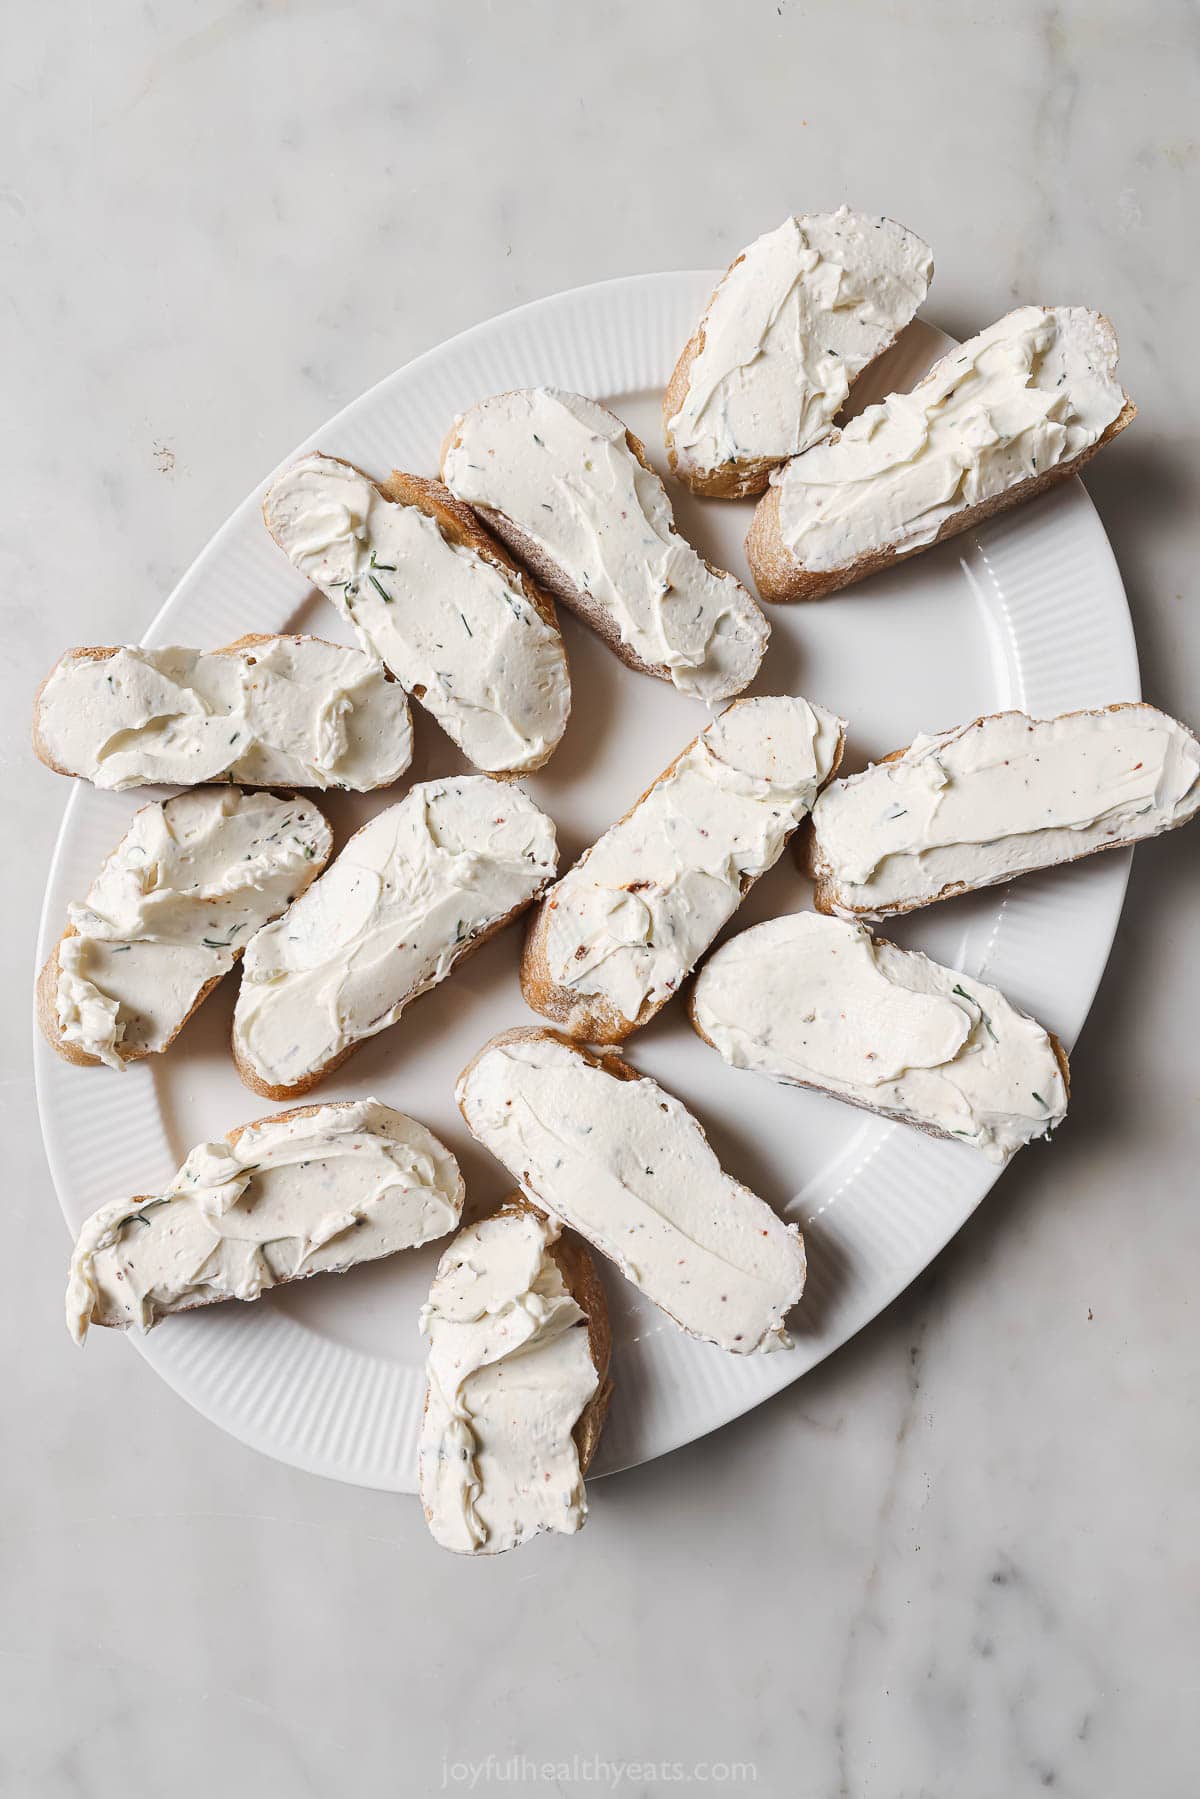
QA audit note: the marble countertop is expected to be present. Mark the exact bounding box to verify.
[4,3,1197,1794]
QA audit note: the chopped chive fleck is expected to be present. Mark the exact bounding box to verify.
[952,982,999,1043]
[370,551,397,571]
[459,612,473,637]
[368,574,393,604]
[115,1196,172,1235]
[1032,1091,1047,1108]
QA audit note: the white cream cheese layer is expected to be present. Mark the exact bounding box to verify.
[458,1033,805,1354]
[772,306,1127,572]
[443,388,769,703]
[538,696,844,1031]
[668,209,932,481]
[37,637,412,791]
[693,912,1068,1163]
[263,455,569,775]
[233,778,557,1091]
[66,1100,464,1344]
[419,1207,598,1555]
[56,789,332,1070]
[811,707,1200,916]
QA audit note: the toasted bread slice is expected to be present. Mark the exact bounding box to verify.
[441,388,769,704]
[419,1196,612,1554]
[664,209,932,499]
[262,455,569,777]
[38,788,332,1071]
[521,695,846,1044]
[806,704,1200,919]
[747,306,1135,603]
[690,911,1070,1163]
[456,1026,805,1355]
[231,777,558,1101]
[37,926,225,1071]
[32,633,413,790]
[66,1098,465,1344]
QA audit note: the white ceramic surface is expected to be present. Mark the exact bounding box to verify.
[34,275,1137,1493]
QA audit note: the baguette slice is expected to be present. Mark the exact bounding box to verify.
[441,388,769,704]
[691,911,1070,1164]
[664,209,933,498]
[38,788,332,1072]
[66,1098,464,1344]
[262,454,569,777]
[419,1197,612,1555]
[807,704,1200,919]
[456,1027,805,1355]
[232,777,558,1101]
[521,694,845,1044]
[33,633,413,791]
[747,306,1135,602]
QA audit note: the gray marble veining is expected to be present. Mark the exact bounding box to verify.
[4,3,1198,1795]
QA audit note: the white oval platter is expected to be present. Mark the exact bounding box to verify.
[34,273,1138,1490]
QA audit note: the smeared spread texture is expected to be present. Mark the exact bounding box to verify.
[692,911,1068,1162]
[67,1100,463,1343]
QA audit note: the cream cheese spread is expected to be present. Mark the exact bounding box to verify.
[66,1099,464,1344]
[443,388,769,703]
[668,209,932,483]
[811,706,1200,916]
[692,912,1068,1163]
[55,789,332,1070]
[36,637,412,791]
[233,778,557,1091]
[457,1032,805,1354]
[534,695,844,1035]
[771,306,1127,572]
[263,455,570,775]
[419,1206,599,1554]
